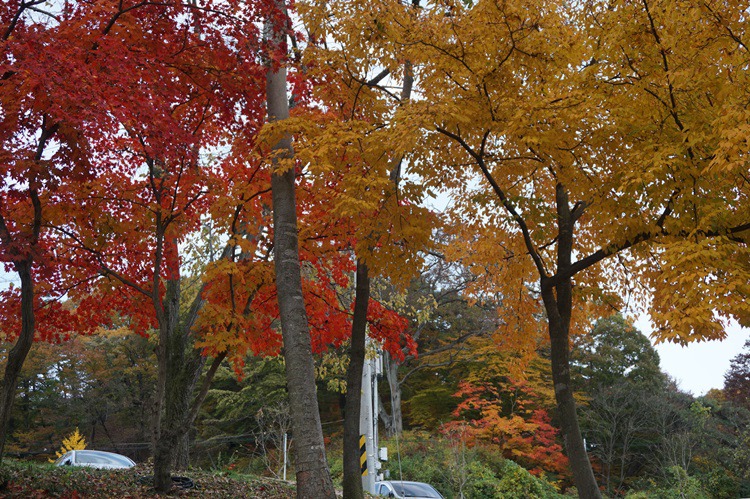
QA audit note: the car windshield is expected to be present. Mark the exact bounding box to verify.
[392,482,441,498]
[53,453,71,466]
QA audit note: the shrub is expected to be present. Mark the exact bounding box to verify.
[461,460,501,499]
[624,466,709,499]
[698,467,739,499]
[495,460,562,499]
[381,432,563,499]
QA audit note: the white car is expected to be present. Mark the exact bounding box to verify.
[54,450,136,469]
[375,481,444,498]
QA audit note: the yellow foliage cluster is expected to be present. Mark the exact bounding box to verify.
[285,0,750,349]
[50,427,87,462]
[354,0,750,344]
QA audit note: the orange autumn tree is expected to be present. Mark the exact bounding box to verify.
[378,0,750,496]
[443,337,568,481]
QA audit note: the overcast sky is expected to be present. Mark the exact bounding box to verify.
[635,315,748,396]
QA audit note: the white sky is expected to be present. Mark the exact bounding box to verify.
[634,315,748,396]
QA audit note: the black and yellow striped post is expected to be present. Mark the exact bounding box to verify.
[359,434,368,476]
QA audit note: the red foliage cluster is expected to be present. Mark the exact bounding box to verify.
[0,0,414,372]
[444,377,569,478]
[1,0,269,336]
[367,299,414,361]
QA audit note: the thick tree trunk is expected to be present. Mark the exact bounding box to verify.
[173,427,190,470]
[151,366,165,460]
[152,279,209,491]
[153,279,184,492]
[153,362,204,487]
[266,5,336,497]
[0,261,35,462]
[153,343,216,490]
[343,260,370,499]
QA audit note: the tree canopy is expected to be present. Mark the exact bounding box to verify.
[1,0,749,496]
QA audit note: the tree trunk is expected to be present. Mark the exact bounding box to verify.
[378,398,394,437]
[383,351,403,437]
[154,365,203,487]
[174,433,190,470]
[545,304,600,498]
[343,260,369,499]
[151,365,164,460]
[0,127,51,462]
[540,183,601,498]
[153,279,184,492]
[153,340,216,490]
[152,278,210,491]
[0,261,35,462]
[266,4,336,497]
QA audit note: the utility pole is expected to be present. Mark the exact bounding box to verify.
[360,339,381,494]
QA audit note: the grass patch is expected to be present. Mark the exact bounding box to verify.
[0,459,296,498]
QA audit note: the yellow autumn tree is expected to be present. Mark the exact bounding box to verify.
[51,427,87,462]
[285,2,436,497]
[362,0,750,496]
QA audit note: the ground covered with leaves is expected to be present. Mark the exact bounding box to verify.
[0,460,296,498]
